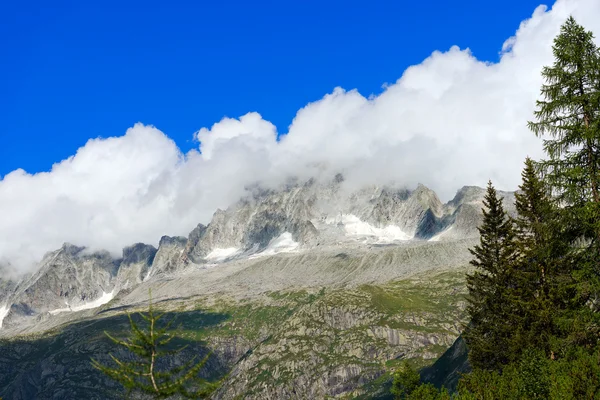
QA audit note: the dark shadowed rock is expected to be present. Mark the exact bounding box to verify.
[121,243,157,266]
[421,335,471,392]
[115,243,157,291]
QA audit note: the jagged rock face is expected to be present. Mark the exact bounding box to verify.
[122,243,156,266]
[0,268,17,306]
[145,235,188,278]
[365,184,445,238]
[0,270,18,329]
[436,186,517,240]
[114,243,157,291]
[186,182,323,262]
[225,180,514,251]
[0,179,516,334]
[3,244,119,329]
[183,178,468,264]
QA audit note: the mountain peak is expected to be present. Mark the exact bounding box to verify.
[449,186,486,207]
[121,243,157,266]
[60,243,86,257]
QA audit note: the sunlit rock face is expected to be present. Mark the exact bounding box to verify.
[1,244,119,329]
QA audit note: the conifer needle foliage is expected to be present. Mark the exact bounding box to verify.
[91,294,217,399]
[463,181,519,370]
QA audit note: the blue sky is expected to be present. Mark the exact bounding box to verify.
[0,0,546,177]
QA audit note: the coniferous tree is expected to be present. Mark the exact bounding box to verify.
[527,16,600,348]
[391,362,421,399]
[528,16,600,217]
[512,157,573,356]
[514,159,556,259]
[463,181,520,370]
[91,296,217,399]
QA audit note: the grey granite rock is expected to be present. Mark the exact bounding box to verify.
[114,243,157,291]
[0,178,515,334]
[145,235,188,278]
[3,244,119,329]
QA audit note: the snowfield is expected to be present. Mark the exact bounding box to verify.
[48,290,115,315]
[0,305,9,329]
[205,247,241,261]
[331,214,412,242]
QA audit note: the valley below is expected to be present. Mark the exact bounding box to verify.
[0,258,470,399]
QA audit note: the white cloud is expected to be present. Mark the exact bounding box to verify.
[2,0,600,273]
[195,112,277,160]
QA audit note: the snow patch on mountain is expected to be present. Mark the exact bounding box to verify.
[48,290,115,315]
[250,232,300,259]
[205,247,241,261]
[332,214,412,242]
[0,305,9,329]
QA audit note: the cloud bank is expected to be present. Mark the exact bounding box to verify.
[2,0,600,273]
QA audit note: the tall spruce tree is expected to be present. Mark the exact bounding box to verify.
[528,16,600,217]
[464,181,520,370]
[528,16,600,348]
[513,157,573,356]
[514,159,556,258]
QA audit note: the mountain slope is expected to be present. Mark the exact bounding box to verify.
[0,178,514,398]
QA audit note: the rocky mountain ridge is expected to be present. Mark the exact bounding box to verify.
[0,178,514,333]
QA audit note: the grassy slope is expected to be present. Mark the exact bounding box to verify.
[202,269,469,398]
[0,269,469,399]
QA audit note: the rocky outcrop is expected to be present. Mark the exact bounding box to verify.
[3,242,157,329]
[145,235,188,278]
[0,270,17,306]
[176,178,502,268]
[114,243,156,290]
[3,244,119,329]
[185,183,323,262]
[432,186,517,240]
[364,184,444,238]
[421,335,471,391]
